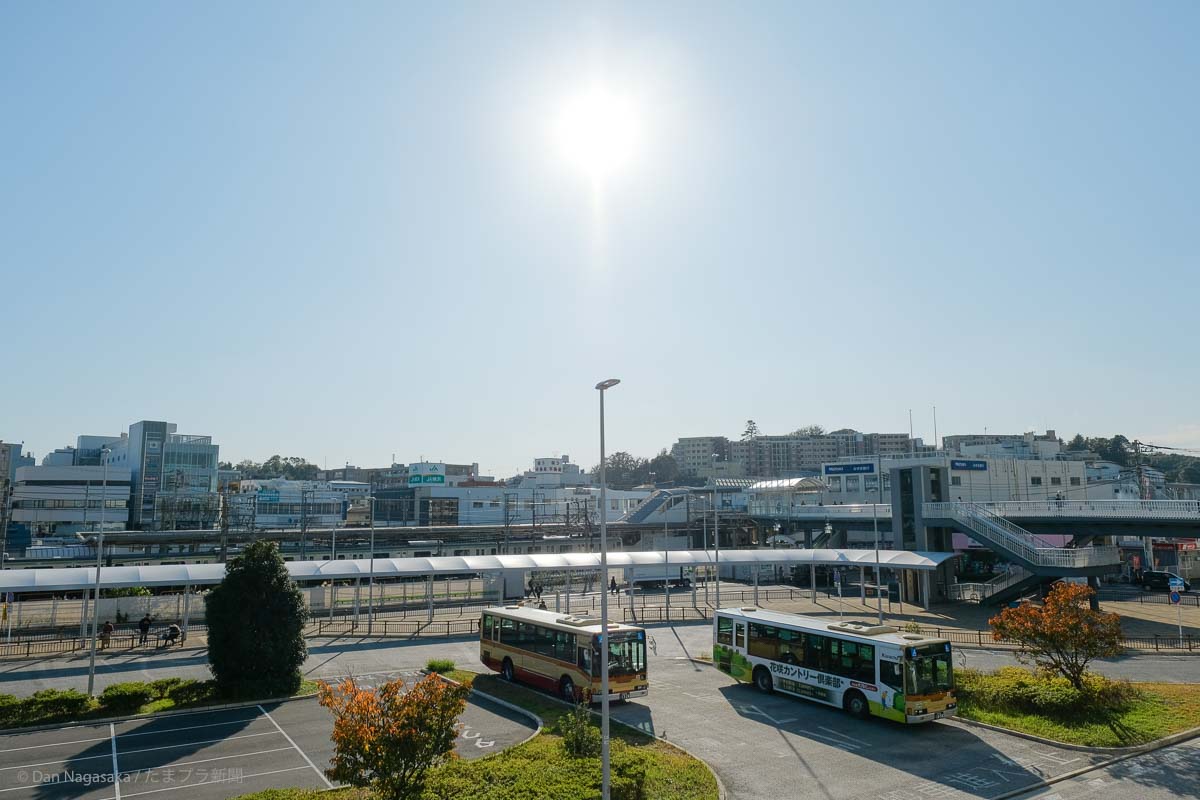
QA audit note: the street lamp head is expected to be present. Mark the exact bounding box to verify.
[595,378,621,391]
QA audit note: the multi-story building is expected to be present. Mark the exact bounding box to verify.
[9,465,132,538]
[944,430,1061,459]
[227,479,345,530]
[102,421,220,529]
[515,455,592,488]
[670,437,734,478]
[1,441,35,483]
[683,429,918,478]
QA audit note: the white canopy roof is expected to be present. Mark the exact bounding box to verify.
[0,549,958,594]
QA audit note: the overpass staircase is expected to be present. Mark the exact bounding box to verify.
[928,502,1121,603]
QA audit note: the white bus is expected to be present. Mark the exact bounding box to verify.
[713,607,955,723]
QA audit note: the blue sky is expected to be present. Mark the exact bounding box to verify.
[2,1,1197,476]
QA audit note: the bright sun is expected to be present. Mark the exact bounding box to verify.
[553,86,640,181]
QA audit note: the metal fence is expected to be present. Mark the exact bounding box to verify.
[1098,591,1200,608]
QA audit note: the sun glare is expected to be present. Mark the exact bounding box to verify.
[554,86,640,181]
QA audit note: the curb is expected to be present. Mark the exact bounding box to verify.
[469,674,728,800]
[977,724,1200,800]
[0,691,319,737]
[433,673,543,751]
[954,716,1200,755]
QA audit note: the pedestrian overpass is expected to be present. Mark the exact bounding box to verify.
[749,499,1200,604]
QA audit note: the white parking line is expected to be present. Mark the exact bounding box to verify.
[110,723,122,800]
[0,733,111,754]
[117,715,264,739]
[257,705,332,789]
[119,730,281,757]
[817,726,871,748]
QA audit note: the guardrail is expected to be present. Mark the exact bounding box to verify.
[748,503,890,519]
[1097,590,1200,608]
[313,618,481,638]
[905,625,1198,652]
[980,500,1200,520]
[926,502,1121,569]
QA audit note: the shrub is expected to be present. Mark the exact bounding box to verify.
[150,677,185,698]
[166,679,219,707]
[426,658,456,674]
[0,694,20,727]
[957,667,1140,717]
[557,703,601,758]
[100,682,156,714]
[24,689,93,721]
[611,743,650,800]
[902,621,922,634]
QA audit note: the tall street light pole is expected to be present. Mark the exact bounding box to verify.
[86,447,110,697]
[712,454,720,610]
[595,377,620,800]
[367,495,376,635]
[873,454,883,625]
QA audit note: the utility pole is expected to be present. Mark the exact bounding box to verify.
[0,479,11,570]
[300,487,311,560]
[218,489,230,563]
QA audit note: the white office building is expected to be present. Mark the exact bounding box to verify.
[9,465,132,536]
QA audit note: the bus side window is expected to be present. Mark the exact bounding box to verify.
[579,646,593,676]
[500,617,515,643]
[880,659,902,691]
[716,617,733,646]
[735,623,746,650]
[481,614,493,639]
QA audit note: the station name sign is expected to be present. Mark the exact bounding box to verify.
[823,463,875,475]
[951,460,988,471]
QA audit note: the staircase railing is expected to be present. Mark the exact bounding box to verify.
[948,565,1034,602]
[926,502,1120,569]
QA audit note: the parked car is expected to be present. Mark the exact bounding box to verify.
[1139,571,1191,592]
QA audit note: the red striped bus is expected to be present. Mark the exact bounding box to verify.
[479,605,648,704]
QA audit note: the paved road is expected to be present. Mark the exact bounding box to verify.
[1013,737,1200,800]
[0,683,534,800]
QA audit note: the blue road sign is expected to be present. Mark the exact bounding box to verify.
[1170,591,1182,604]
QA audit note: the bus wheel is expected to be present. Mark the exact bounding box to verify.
[560,677,576,703]
[753,666,773,694]
[502,658,515,682]
[844,690,869,719]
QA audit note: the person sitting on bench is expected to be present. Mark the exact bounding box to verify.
[160,623,182,647]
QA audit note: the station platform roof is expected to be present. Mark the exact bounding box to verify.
[0,548,959,594]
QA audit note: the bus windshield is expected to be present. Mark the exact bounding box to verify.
[600,635,647,677]
[905,645,953,695]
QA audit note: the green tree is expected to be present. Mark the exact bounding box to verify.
[320,673,470,800]
[989,582,1123,690]
[647,450,680,485]
[742,420,760,440]
[590,451,646,490]
[791,425,826,437]
[205,540,308,698]
[1065,434,1087,451]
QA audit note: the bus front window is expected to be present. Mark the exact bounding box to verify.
[605,637,647,676]
[905,650,953,696]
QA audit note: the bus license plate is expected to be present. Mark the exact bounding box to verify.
[619,693,628,701]
[934,712,944,720]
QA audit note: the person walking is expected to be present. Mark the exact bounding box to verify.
[100,620,114,650]
[609,576,618,596]
[138,614,152,646]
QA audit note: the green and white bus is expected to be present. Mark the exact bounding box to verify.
[713,607,955,723]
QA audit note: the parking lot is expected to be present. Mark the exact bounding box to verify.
[0,680,535,800]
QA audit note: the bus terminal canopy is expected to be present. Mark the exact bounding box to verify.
[0,549,959,595]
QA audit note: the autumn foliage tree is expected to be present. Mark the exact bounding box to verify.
[319,673,470,800]
[989,582,1123,690]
